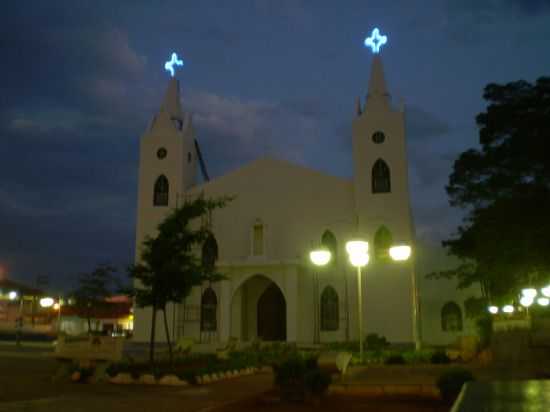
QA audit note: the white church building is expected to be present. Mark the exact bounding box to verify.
[133,43,479,348]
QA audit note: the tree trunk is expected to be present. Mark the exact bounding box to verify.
[150,303,157,364]
[162,307,173,365]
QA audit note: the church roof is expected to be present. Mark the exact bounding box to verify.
[188,156,351,195]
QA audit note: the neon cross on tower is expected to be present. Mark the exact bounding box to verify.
[364,28,388,54]
[164,52,184,77]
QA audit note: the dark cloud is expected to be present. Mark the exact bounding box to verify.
[406,107,451,140]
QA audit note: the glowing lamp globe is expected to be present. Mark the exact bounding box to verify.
[521,288,537,299]
[541,286,550,298]
[309,250,331,266]
[39,297,54,308]
[502,305,514,314]
[389,245,412,261]
[53,303,60,311]
[349,252,369,268]
[345,240,368,256]
[488,306,499,314]
[520,296,534,307]
[8,291,17,300]
[537,297,550,307]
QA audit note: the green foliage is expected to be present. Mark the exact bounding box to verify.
[273,352,330,402]
[71,264,117,333]
[436,368,474,403]
[438,77,550,301]
[365,333,389,351]
[304,369,332,397]
[430,350,451,364]
[476,315,493,350]
[128,194,231,363]
[384,354,406,365]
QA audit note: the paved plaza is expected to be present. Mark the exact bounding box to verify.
[0,352,273,412]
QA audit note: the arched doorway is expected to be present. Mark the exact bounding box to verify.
[257,283,286,341]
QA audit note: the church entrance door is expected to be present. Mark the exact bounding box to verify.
[257,283,286,341]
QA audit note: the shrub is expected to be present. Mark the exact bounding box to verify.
[431,350,451,364]
[384,354,406,365]
[365,333,389,351]
[402,349,434,364]
[273,354,308,402]
[304,369,332,397]
[436,368,474,403]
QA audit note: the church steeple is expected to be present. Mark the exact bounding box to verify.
[160,78,183,119]
[366,55,390,107]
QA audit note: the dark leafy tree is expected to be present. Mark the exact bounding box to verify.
[128,195,230,364]
[429,77,550,305]
[72,264,117,333]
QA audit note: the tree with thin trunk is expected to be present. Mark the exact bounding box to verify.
[128,194,230,365]
[72,264,116,334]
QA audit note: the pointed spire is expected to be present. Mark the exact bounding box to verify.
[355,97,362,116]
[160,78,183,118]
[366,55,390,106]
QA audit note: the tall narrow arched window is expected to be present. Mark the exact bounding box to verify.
[252,220,264,256]
[373,225,393,262]
[321,286,339,331]
[202,233,218,273]
[153,175,169,206]
[441,302,463,332]
[201,288,217,332]
[372,159,391,193]
[321,230,337,263]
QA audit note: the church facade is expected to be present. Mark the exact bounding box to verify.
[133,55,477,347]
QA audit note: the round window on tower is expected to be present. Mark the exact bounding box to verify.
[157,147,167,159]
[372,131,385,144]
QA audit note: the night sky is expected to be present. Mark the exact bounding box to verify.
[1,1,549,291]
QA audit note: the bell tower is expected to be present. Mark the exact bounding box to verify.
[351,29,415,343]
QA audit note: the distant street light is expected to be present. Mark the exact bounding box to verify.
[502,305,515,314]
[39,297,54,308]
[309,250,331,266]
[8,291,17,300]
[541,286,550,298]
[537,297,550,307]
[521,288,537,299]
[520,296,534,307]
[488,306,499,314]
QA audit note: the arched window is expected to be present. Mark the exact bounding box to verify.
[441,302,463,332]
[321,230,337,263]
[153,175,169,206]
[202,232,218,272]
[372,159,391,193]
[252,220,264,256]
[201,288,217,332]
[373,225,393,261]
[320,286,339,331]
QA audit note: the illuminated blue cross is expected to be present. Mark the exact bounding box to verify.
[364,28,388,54]
[164,52,184,77]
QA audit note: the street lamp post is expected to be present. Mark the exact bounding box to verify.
[310,241,412,364]
[310,250,332,344]
[345,241,369,363]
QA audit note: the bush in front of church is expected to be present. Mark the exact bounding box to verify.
[273,353,331,402]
